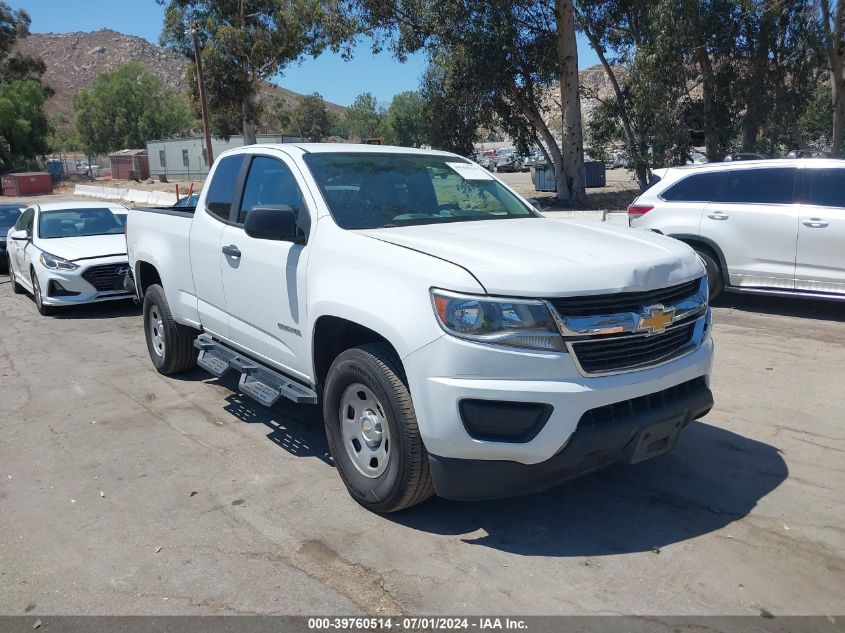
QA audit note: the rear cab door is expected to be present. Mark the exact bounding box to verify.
[701,165,799,290]
[188,154,248,339]
[795,164,845,294]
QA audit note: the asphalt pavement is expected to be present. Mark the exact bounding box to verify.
[0,276,843,615]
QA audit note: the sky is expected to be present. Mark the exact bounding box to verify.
[9,0,601,107]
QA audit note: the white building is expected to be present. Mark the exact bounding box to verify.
[146,134,305,179]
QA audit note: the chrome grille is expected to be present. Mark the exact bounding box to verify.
[82,263,130,292]
[548,277,709,375]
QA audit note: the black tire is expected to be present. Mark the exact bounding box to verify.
[8,256,24,294]
[323,343,434,513]
[143,284,198,375]
[695,247,724,301]
[31,270,56,316]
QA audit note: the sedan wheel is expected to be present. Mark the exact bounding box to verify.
[31,271,56,316]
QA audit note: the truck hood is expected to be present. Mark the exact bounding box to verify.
[359,218,704,297]
[35,234,127,262]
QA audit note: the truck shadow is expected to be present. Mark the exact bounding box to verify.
[386,420,788,557]
[206,377,788,557]
[211,372,333,466]
[713,292,845,322]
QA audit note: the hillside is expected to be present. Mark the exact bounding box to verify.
[13,29,345,134]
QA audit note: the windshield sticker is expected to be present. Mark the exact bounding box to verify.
[445,162,495,181]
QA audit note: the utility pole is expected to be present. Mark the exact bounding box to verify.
[191,23,214,167]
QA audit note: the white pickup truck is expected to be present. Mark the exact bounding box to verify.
[126,144,714,512]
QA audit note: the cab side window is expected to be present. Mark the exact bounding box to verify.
[238,156,307,232]
[205,155,244,221]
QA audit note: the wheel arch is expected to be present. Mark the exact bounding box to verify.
[134,260,162,297]
[666,233,729,282]
[312,315,403,391]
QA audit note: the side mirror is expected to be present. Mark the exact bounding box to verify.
[10,229,29,241]
[243,205,300,242]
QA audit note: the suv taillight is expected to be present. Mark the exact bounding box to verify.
[627,204,653,218]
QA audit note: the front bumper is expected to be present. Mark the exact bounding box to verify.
[38,257,134,306]
[429,376,713,500]
[403,320,714,499]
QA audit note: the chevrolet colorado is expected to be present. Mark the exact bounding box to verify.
[126,144,714,512]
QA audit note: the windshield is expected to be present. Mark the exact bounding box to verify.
[38,208,124,239]
[303,153,539,230]
[0,208,21,226]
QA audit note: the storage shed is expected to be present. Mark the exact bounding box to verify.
[2,172,53,196]
[109,149,150,181]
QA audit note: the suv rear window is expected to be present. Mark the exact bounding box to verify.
[661,172,721,202]
[805,168,845,208]
[718,168,796,204]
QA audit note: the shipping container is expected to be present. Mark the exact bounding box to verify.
[1,172,53,196]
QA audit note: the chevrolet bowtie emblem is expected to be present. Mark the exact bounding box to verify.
[637,304,675,335]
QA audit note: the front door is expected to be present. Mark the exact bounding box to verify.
[219,153,312,380]
[700,166,799,290]
[10,208,35,283]
[795,166,845,294]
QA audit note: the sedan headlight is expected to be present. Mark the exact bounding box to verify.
[431,289,565,351]
[39,251,79,271]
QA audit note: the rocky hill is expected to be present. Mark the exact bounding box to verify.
[13,29,345,134]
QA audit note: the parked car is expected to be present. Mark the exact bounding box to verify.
[628,158,845,301]
[0,204,23,272]
[175,194,200,208]
[786,149,830,159]
[126,143,714,512]
[6,202,134,315]
[724,152,771,162]
[687,148,708,165]
[492,147,520,172]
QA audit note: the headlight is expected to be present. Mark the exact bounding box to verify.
[431,289,565,351]
[39,251,78,271]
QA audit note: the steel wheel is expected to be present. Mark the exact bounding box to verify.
[339,383,391,478]
[148,303,166,358]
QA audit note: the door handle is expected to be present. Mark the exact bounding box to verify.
[802,218,829,228]
[707,213,729,220]
[221,244,241,258]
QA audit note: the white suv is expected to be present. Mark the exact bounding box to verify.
[629,158,845,300]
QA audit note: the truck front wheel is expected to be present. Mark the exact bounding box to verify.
[323,343,434,513]
[143,284,198,375]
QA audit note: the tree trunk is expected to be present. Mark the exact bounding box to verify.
[242,99,257,145]
[819,0,844,155]
[741,4,774,151]
[582,27,648,190]
[831,64,845,156]
[695,45,721,162]
[555,0,586,206]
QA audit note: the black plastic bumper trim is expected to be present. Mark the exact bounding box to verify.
[428,378,713,501]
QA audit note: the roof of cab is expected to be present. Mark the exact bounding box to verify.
[228,142,459,158]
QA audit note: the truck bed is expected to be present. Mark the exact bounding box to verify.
[126,203,198,327]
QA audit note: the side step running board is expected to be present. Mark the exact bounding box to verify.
[194,335,318,406]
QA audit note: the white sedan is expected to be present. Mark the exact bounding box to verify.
[6,202,133,316]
